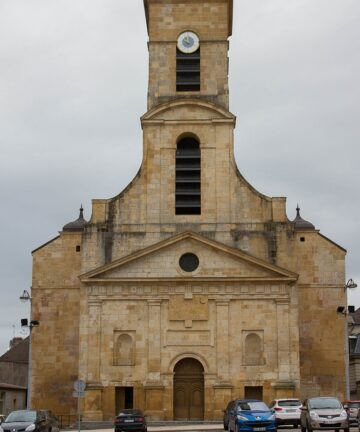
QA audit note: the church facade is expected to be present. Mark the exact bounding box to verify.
[31,0,347,421]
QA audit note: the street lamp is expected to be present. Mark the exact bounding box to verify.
[337,279,358,399]
[19,289,39,409]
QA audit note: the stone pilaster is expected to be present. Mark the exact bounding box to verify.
[83,300,103,421]
[216,300,230,382]
[276,298,291,381]
[147,300,162,380]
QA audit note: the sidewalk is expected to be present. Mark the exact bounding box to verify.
[72,423,223,432]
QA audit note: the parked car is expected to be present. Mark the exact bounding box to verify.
[300,397,348,432]
[114,409,147,432]
[227,399,277,432]
[342,400,360,425]
[223,400,235,430]
[269,398,302,428]
[40,410,59,432]
[0,410,53,432]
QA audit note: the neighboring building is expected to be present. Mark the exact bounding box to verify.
[0,338,28,415]
[0,384,27,416]
[349,308,360,398]
[31,0,347,421]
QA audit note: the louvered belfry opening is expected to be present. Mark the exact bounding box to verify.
[176,48,200,92]
[175,137,201,215]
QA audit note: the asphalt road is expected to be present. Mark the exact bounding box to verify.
[80,427,360,432]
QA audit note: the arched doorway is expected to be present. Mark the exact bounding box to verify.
[173,358,204,420]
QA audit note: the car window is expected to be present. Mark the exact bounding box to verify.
[278,400,301,407]
[6,411,37,423]
[38,412,46,421]
[238,402,269,411]
[308,398,342,409]
[348,402,360,408]
[117,409,142,416]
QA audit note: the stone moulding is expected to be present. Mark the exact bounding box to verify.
[271,380,296,390]
[80,231,298,284]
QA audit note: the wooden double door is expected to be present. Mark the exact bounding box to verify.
[173,358,204,420]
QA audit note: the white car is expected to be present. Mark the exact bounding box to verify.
[269,398,302,427]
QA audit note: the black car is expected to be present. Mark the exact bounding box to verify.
[1,410,53,432]
[114,409,147,432]
[223,400,235,430]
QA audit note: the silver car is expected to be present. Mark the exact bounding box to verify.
[300,397,349,432]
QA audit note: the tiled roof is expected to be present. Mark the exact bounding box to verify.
[352,307,360,325]
[0,337,29,364]
[0,383,27,390]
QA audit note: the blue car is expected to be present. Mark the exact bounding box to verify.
[228,399,277,432]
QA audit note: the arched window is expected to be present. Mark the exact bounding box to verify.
[176,48,200,92]
[114,333,134,366]
[176,137,201,215]
[244,333,264,366]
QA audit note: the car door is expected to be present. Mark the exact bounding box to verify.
[228,401,237,432]
[37,411,48,432]
[300,400,307,427]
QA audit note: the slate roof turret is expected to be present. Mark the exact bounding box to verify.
[63,205,88,232]
[293,205,315,230]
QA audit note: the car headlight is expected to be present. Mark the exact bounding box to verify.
[340,410,347,418]
[269,414,275,421]
[237,415,248,421]
[309,411,319,419]
[25,424,36,432]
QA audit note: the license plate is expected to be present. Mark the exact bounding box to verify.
[286,409,296,412]
[322,419,336,424]
[253,428,266,431]
[124,419,134,423]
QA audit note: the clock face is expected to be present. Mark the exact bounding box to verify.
[177,31,199,54]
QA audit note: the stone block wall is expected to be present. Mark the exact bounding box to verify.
[31,233,82,414]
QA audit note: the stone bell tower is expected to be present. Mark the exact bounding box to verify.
[144,0,233,109]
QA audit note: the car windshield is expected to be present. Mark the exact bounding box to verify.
[278,400,301,407]
[348,402,360,408]
[309,398,342,409]
[238,402,269,412]
[5,411,37,423]
[117,410,142,417]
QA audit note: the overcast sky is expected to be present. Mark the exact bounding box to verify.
[0,0,359,355]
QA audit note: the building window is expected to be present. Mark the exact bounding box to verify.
[0,391,5,416]
[179,253,199,272]
[176,48,200,92]
[175,137,201,215]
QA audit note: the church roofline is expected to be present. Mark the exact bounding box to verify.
[31,235,60,254]
[318,232,347,253]
[143,0,233,37]
[80,230,299,282]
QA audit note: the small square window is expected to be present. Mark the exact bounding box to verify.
[300,237,305,242]
[76,245,81,252]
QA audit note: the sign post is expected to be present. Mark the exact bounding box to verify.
[73,380,86,432]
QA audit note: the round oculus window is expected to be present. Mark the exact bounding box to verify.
[179,253,199,272]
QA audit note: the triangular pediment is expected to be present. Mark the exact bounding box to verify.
[141,99,236,124]
[80,232,298,283]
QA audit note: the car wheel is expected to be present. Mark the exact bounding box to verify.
[293,424,299,429]
[344,429,349,432]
